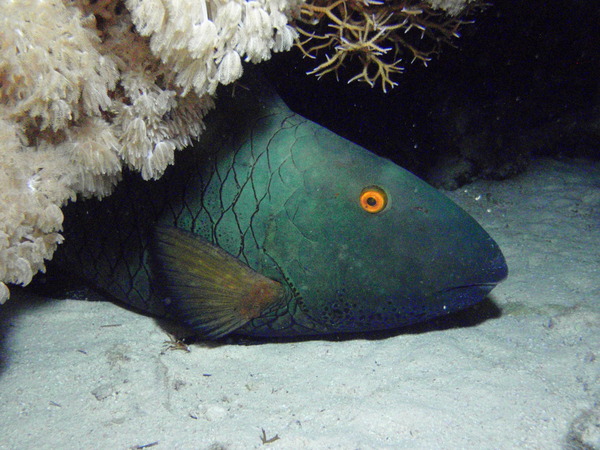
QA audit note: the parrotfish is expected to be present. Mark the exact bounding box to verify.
[55,73,508,339]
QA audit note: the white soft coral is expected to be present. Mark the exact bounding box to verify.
[0,0,302,303]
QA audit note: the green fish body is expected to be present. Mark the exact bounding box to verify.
[56,75,507,339]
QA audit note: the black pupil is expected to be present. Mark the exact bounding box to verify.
[367,197,377,206]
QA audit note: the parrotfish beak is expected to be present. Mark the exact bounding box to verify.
[424,251,508,315]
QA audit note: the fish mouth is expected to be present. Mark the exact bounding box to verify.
[430,249,508,309]
[440,282,500,296]
[429,283,501,314]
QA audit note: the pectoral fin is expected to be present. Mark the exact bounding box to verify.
[151,225,285,339]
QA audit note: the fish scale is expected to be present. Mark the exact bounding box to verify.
[58,85,307,318]
[53,71,508,339]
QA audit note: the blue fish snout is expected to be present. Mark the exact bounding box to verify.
[488,249,509,285]
[417,245,507,320]
[448,236,508,306]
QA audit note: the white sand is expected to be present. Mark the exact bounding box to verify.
[1,158,598,449]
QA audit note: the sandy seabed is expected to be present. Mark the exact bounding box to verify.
[1,157,598,449]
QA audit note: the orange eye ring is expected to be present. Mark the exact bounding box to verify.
[359,186,388,214]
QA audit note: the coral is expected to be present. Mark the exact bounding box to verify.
[0,0,300,303]
[294,0,482,91]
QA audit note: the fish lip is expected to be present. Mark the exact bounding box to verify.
[491,251,509,283]
[427,282,502,315]
[440,282,502,293]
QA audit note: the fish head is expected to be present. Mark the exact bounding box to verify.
[264,125,508,334]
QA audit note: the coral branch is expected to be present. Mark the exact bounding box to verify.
[294,0,483,91]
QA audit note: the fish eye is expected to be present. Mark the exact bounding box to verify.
[359,186,388,213]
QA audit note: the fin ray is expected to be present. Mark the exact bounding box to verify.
[151,225,285,338]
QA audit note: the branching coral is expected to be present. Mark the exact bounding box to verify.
[294,0,482,92]
[0,0,301,303]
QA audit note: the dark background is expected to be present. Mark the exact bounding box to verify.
[263,0,600,188]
